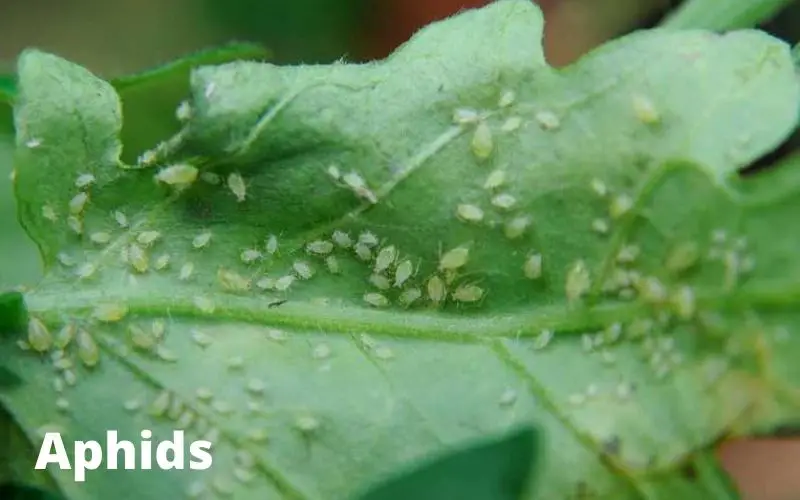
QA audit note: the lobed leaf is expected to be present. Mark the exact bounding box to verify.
[1,1,799,499]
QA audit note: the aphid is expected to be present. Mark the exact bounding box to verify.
[398,287,422,307]
[150,320,165,340]
[312,343,331,360]
[666,241,699,273]
[343,171,377,204]
[56,252,75,268]
[123,398,141,412]
[26,137,42,148]
[192,231,212,249]
[523,253,543,280]
[568,393,585,406]
[149,390,171,417]
[604,323,623,344]
[90,231,112,245]
[374,246,397,274]
[189,329,212,348]
[591,218,609,235]
[63,370,77,386]
[500,116,522,132]
[53,358,73,370]
[363,292,389,308]
[634,276,667,304]
[76,329,100,367]
[240,248,263,263]
[226,356,245,370]
[27,317,52,352]
[504,216,531,239]
[75,262,97,279]
[194,296,216,314]
[256,276,276,290]
[439,246,469,271]
[154,253,170,271]
[532,329,553,350]
[267,329,288,342]
[499,389,517,407]
[325,256,341,274]
[155,163,198,187]
[565,260,591,303]
[427,275,446,305]
[176,411,195,430]
[483,169,506,190]
[179,262,194,281]
[358,231,379,247]
[218,268,251,292]
[129,325,156,350]
[306,240,334,256]
[354,243,372,261]
[609,194,633,219]
[175,100,192,121]
[200,172,221,185]
[294,415,321,434]
[712,229,727,244]
[55,397,70,412]
[632,94,660,124]
[195,387,213,401]
[456,203,484,223]
[54,324,76,350]
[374,346,395,360]
[331,230,352,248]
[393,259,414,287]
[69,192,89,215]
[326,164,341,182]
[93,303,128,323]
[274,275,295,291]
[670,285,696,320]
[42,205,58,222]
[156,345,178,363]
[293,261,314,280]
[616,382,634,400]
[452,108,480,125]
[535,110,560,130]
[227,172,247,202]
[67,215,83,235]
[491,193,517,210]
[498,89,516,108]
[452,283,484,303]
[204,82,216,98]
[581,333,594,353]
[75,173,96,189]
[137,231,161,247]
[471,121,494,160]
[627,318,654,339]
[246,378,266,395]
[265,234,278,254]
[128,243,149,273]
[113,210,129,228]
[590,178,608,197]
[369,273,391,290]
[616,245,640,264]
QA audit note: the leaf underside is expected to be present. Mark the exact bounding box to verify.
[1,1,799,499]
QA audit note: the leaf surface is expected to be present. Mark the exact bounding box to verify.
[1,1,799,499]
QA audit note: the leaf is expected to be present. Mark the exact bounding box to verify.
[2,1,800,499]
[661,0,797,30]
[354,426,539,500]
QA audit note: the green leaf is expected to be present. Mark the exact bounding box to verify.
[355,426,539,500]
[2,1,800,499]
[661,0,796,30]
